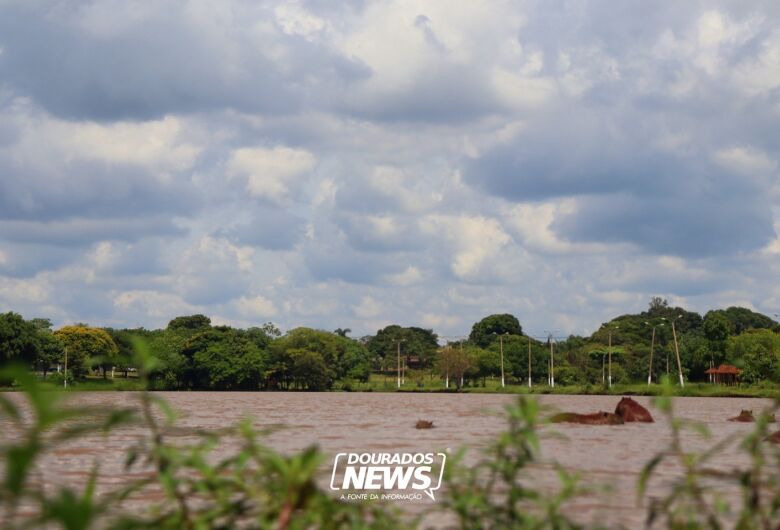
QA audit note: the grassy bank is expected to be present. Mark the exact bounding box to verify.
[340,374,780,398]
[4,373,778,398]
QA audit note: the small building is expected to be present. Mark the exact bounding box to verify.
[705,364,741,385]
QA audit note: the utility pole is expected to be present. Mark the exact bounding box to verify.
[607,328,612,388]
[63,346,68,389]
[671,316,684,388]
[459,340,465,389]
[647,323,655,385]
[498,332,507,388]
[444,348,449,389]
[393,339,405,389]
[607,325,618,388]
[527,337,532,388]
[548,333,555,388]
[608,329,612,388]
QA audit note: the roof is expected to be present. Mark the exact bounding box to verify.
[705,364,741,375]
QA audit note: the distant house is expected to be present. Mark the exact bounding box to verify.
[705,364,741,385]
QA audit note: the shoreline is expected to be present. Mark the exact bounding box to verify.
[3,380,778,399]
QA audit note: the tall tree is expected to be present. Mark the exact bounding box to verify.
[366,325,438,367]
[0,312,40,367]
[468,314,523,347]
[54,326,119,379]
[167,315,212,334]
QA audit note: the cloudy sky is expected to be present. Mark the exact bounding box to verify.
[1,0,779,338]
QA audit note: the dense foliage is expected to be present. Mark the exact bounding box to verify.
[1,298,778,390]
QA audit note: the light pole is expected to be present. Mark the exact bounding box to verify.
[444,347,450,389]
[459,340,465,389]
[63,346,68,389]
[494,332,508,388]
[607,325,618,388]
[527,336,533,388]
[602,351,605,385]
[545,332,555,388]
[644,321,664,385]
[670,315,685,388]
[393,339,405,389]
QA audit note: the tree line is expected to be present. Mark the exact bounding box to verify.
[1,297,778,390]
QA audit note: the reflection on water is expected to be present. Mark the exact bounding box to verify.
[1,392,773,528]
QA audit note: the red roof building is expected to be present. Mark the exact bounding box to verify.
[705,364,741,385]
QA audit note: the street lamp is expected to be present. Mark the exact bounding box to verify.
[493,332,508,388]
[644,321,664,385]
[606,324,619,388]
[527,336,533,388]
[662,315,685,387]
[459,339,465,389]
[63,346,68,389]
[545,331,555,388]
[392,339,406,389]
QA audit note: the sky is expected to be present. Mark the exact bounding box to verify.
[0,0,779,339]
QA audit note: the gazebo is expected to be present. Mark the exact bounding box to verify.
[705,364,741,385]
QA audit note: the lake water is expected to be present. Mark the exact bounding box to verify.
[3,391,776,528]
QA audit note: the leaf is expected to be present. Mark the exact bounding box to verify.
[638,454,663,501]
[0,394,20,423]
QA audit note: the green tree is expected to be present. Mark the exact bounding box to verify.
[287,348,334,390]
[366,325,438,368]
[35,331,64,380]
[104,328,139,378]
[468,314,523,347]
[468,345,500,386]
[0,312,40,367]
[436,345,472,390]
[710,307,777,334]
[727,329,780,384]
[167,314,212,334]
[53,326,119,379]
[502,336,548,384]
[147,329,188,389]
[181,327,268,390]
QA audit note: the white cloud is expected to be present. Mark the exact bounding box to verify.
[228,146,316,203]
[10,113,200,174]
[422,215,512,280]
[113,290,199,320]
[354,296,381,319]
[384,266,422,286]
[505,200,613,255]
[714,146,777,176]
[234,295,278,318]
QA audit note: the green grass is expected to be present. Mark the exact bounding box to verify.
[4,372,777,398]
[337,374,780,398]
[1,375,147,392]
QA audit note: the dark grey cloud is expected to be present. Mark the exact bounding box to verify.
[554,193,775,257]
[0,243,81,278]
[334,212,426,253]
[341,62,497,124]
[0,216,185,246]
[217,207,305,251]
[0,1,367,121]
[0,158,200,222]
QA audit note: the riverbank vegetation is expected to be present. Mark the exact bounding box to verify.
[2,359,779,530]
[1,297,778,394]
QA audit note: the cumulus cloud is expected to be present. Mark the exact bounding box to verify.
[1,0,778,338]
[228,146,316,204]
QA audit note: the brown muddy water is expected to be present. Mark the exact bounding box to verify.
[2,392,776,528]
